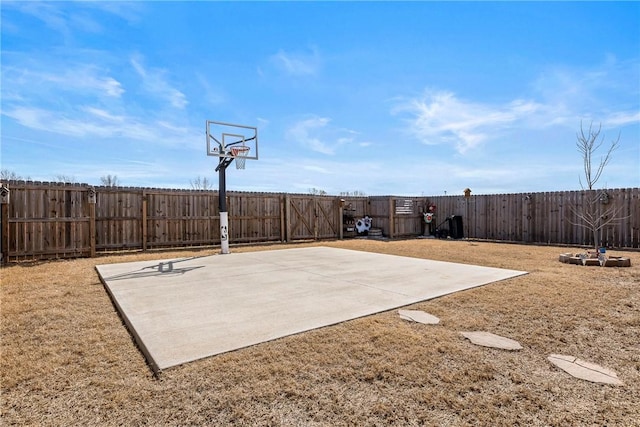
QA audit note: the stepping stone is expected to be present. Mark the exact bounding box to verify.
[460,331,523,350]
[398,309,440,325]
[548,354,623,385]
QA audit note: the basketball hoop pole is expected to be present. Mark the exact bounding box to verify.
[216,156,232,254]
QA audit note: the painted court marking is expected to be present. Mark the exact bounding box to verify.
[96,247,527,372]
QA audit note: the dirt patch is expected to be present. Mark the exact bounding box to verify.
[2,239,639,426]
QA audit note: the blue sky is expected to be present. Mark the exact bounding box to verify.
[1,1,639,196]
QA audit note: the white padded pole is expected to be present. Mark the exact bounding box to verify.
[220,211,229,254]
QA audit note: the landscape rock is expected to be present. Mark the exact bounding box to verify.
[616,258,631,267]
[559,253,572,263]
[548,354,623,385]
[460,331,523,350]
[602,258,619,267]
[398,309,440,325]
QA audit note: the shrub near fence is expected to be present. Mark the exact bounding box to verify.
[0,181,638,261]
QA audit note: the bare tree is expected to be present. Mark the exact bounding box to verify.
[54,174,76,184]
[308,187,327,195]
[100,174,120,187]
[190,176,213,190]
[571,121,626,250]
[1,169,28,181]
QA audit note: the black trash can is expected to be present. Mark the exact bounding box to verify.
[448,215,464,239]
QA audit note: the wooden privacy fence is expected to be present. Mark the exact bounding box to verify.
[1,181,638,261]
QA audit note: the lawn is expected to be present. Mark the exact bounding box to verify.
[2,239,639,426]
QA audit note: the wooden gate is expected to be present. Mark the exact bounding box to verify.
[285,195,339,241]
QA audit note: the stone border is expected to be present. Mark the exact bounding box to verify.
[559,253,631,267]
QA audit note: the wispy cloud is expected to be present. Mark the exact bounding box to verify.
[286,117,334,154]
[3,1,142,39]
[251,156,387,195]
[270,48,321,76]
[530,58,640,124]
[2,51,195,151]
[131,55,188,109]
[8,1,73,37]
[40,157,178,188]
[196,73,225,106]
[87,2,143,24]
[3,105,198,148]
[394,91,543,154]
[2,64,124,100]
[82,107,125,123]
[604,111,640,127]
[286,116,359,155]
[395,58,639,155]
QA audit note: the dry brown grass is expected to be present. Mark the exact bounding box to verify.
[1,239,639,426]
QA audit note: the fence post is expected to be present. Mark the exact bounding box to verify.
[142,190,148,251]
[338,197,344,240]
[388,197,394,239]
[88,187,96,257]
[1,185,9,263]
[313,197,319,240]
[285,194,291,242]
[280,194,286,242]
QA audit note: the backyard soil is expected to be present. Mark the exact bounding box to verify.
[2,239,639,426]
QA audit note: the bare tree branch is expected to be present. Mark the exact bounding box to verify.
[1,169,28,181]
[576,120,620,190]
[100,174,120,187]
[309,188,327,195]
[190,176,213,190]
[54,174,76,184]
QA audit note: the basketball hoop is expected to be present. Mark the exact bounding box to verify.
[231,146,250,169]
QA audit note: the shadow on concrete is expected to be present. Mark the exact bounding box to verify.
[100,257,205,281]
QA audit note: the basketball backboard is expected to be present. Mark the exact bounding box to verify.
[206,120,258,160]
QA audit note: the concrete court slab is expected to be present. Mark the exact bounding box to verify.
[96,246,527,372]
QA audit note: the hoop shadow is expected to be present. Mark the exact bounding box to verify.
[99,257,205,281]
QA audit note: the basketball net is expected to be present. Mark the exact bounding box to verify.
[231,146,250,170]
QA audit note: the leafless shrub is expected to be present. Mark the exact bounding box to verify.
[570,121,627,250]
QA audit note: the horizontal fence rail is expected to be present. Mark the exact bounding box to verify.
[1,181,638,261]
